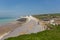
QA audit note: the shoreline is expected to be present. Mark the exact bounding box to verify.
[0,21,23,40]
[0,16,47,40]
[0,21,21,36]
[0,16,28,37]
[0,17,28,40]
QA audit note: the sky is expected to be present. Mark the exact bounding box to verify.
[0,0,60,17]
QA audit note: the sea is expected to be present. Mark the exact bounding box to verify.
[0,17,16,25]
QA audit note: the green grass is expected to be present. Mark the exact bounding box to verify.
[5,25,60,40]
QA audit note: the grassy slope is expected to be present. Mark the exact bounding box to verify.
[5,25,60,40]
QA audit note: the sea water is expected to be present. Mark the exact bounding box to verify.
[0,18,16,25]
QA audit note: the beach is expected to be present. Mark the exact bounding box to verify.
[0,16,47,40]
[0,16,29,40]
[0,21,21,36]
[0,21,25,40]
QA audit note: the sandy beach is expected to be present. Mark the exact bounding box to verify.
[0,21,23,36]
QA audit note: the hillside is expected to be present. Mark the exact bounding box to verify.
[5,13,60,40]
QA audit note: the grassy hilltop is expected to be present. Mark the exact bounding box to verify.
[5,13,60,40]
[33,13,60,20]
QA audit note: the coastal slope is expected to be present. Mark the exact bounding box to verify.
[1,16,46,40]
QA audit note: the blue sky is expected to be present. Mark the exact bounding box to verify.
[0,0,60,17]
